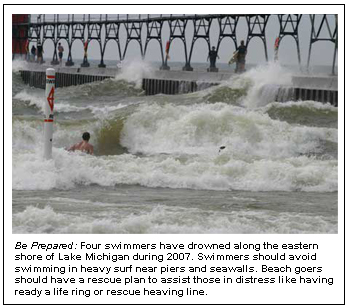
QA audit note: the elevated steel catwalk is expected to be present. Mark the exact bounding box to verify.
[13,14,337,74]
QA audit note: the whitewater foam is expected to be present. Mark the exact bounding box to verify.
[12,61,338,194]
[14,88,127,118]
[14,90,45,111]
[12,59,29,72]
[13,99,338,193]
[12,144,337,192]
[263,100,337,111]
[115,59,155,88]
[222,62,293,108]
[13,204,337,234]
[120,102,337,158]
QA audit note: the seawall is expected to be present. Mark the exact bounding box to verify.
[18,64,338,106]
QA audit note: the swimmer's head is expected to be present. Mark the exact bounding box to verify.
[82,132,90,141]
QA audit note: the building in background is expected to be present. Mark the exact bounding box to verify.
[12,14,29,59]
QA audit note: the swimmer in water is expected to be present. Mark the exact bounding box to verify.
[68,132,94,155]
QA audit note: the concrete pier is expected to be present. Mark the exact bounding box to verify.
[18,64,338,106]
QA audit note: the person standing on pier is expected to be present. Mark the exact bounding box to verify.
[165,40,170,61]
[83,41,88,64]
[274,37,280,61]
[37,42,44,64]
[30,45,36,62]
[235,40,247,73]
[207,46,219,71]
[58,42,64,65]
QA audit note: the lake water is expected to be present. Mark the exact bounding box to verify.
[12,60,338,233]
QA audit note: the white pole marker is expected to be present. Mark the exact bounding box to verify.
[43,68,55,159]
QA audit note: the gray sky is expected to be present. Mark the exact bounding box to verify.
[29,14,337,67]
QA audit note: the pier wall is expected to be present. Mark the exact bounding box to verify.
[18,66,338,106]
[20,70,109,89]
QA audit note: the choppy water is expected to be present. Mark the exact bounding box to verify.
[12,60,338,233]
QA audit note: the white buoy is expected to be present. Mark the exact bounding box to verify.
[43,68,55,159]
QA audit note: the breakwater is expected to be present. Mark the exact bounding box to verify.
[18,65,338,106]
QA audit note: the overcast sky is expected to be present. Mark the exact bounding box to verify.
[29,14,337,67]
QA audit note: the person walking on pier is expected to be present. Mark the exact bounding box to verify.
[235,40,247,73]
[58,42,64,65]
[207,46,219,71]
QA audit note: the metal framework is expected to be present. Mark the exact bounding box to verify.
[103,22,122,67]
[245,14,270,61]
[307,14,337,74]
[277,14,302,65]
[123,15,144,61]
[167,17,190,70]
[144,16,165,66]
[216,15,240,52]
[188,17,213,70]
[12,14,338,73]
